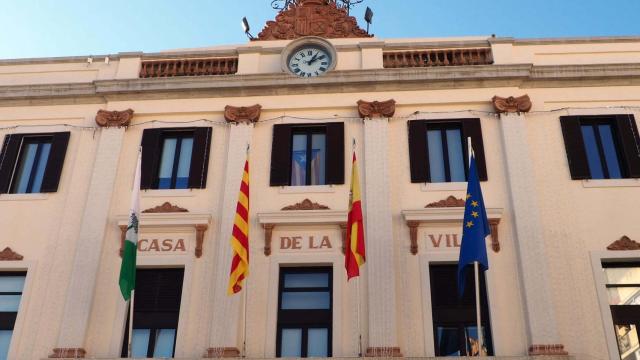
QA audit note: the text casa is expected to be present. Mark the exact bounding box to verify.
[138,238,186,253]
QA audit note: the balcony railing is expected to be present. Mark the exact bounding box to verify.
[139,57,238,78]
[383,48,493,68]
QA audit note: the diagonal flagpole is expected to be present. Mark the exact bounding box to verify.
[467,137,484,356]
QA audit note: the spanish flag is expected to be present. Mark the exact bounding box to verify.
[228,157,250,295]
[345,151,366,280]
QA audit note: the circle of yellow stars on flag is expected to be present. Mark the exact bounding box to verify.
[465,193,480,228]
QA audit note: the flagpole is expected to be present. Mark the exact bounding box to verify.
[127,290,135,357]
[242,142,250,358]
[352,137,363,358]
[467,137,484,356]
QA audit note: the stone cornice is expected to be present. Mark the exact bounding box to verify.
[2,63,640,106]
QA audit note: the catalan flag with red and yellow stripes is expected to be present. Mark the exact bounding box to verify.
[345,151,366,280]
[228,157,250,295]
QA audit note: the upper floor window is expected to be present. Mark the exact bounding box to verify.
[602,262,640,359]
[270,123,344,187]
[0,132,70,194]
[561,115,640,180]
[408,119,487,183]
[0,272,26,360]
[140,127,212,190]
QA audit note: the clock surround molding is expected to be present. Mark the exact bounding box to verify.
[281,36,338,77]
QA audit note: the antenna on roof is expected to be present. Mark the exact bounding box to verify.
[242,17,255,40]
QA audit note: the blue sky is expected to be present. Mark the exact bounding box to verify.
[1,0,639,59]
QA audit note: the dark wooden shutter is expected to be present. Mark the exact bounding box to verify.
[188,127,212,189]
[0,134,23,194]
[461,119,488,181]
[560,116,590,180]
[325,122,345,185]
[615,115,640,178]
[140,129,162,190]
[408,120,429,183]
[270,124,293,186]
[40,132,70,193]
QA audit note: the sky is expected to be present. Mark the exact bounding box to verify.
[1,0,639,60]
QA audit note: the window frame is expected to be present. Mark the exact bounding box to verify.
[602,262,640,359]
[154,130,195,190]
[289,126,327,187]
[276,267,333,358]
[425,122,468,183]
[9,136,53,194]
[580,118,627,180]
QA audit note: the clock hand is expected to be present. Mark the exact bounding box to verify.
[307,53,319,65]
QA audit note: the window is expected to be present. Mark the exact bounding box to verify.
[121,269,184,358]
[0,132,70,194]
[408,119,487,183]
[140,127,212,190]
[561,115,640,180]
[0,273,26,360]
[270,123,344,187]
[602,263,640,360]
[276,267,332,358]
[429,264,492,356]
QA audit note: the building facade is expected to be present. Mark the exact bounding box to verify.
[0,1,639,359]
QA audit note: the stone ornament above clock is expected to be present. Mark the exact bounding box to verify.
[281,37,337,78]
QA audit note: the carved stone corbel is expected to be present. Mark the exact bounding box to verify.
[489,218,501,253]
[607,235,640,251]
[118,225,127,257]
[49,348,87,359]
[0,247,23,261]
[95,109,134,127]
[263,223,276,256]
[224,105,262,124]
[339,222,347,255]
[407,221,420,255]
[195,224,208,258]
[492,95,532,114]
[204,347,241,358]
[528,344,568,356]
[357,99,396,119]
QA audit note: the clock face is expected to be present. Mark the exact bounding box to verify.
[287,46,333,78]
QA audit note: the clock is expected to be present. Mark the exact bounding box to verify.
[282,37,337,78]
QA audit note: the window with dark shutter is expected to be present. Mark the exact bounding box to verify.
[408,119,487,183]
[561,115,640,180]
[0,132,70,194]
[121,268,184,358]
[140,127,212,190]
[0,272,26,359]
[270,123,344,187]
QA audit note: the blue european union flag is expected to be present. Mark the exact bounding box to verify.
[457,153,491,297]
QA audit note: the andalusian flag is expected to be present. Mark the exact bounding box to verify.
[119,148,141,301]
[228,156,250,295]
[345,152,365,280]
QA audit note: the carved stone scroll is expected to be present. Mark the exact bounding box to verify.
[492,95,532,113]
[425,195,465,208]
[224,105,262,124]
[142,202,189,214]
[0,247,23,261]
[339,222,347,255]
[528,344,568,356]
[255,0,371,40]
[95,109,134,127]
[407,221,420,255]
[195,224,208,258]
[281,199,330,211]
[607,235,640,251]
[49,348,87,358]
[263,223,276,256]
[357,99,396,119]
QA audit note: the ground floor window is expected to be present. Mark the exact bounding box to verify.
[276,267,332,358]
[0,273,25,360]
[121,268,184,358]
[603,262,640,360]
[429,264,493,356]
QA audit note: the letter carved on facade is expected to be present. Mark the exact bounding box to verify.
[95,109,134,127]
[607,235,640,251]
[492,95,532,114]
[0,247,23,261]
[281,198,330,210]
[357,99,396,119]
[255,0,372,40]
[224,105,262,125]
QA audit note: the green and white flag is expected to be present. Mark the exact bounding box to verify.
[119,148,141,301]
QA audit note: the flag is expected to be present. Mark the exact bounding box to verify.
[119,148,142,301]
[228,156,250,295]
[457,153,491,296]
[345,152,365,279]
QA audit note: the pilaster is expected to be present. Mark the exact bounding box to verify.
[494,95,567,356]
[362,114,401,355]
[205,122,253,357]
[51,111,130,357]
